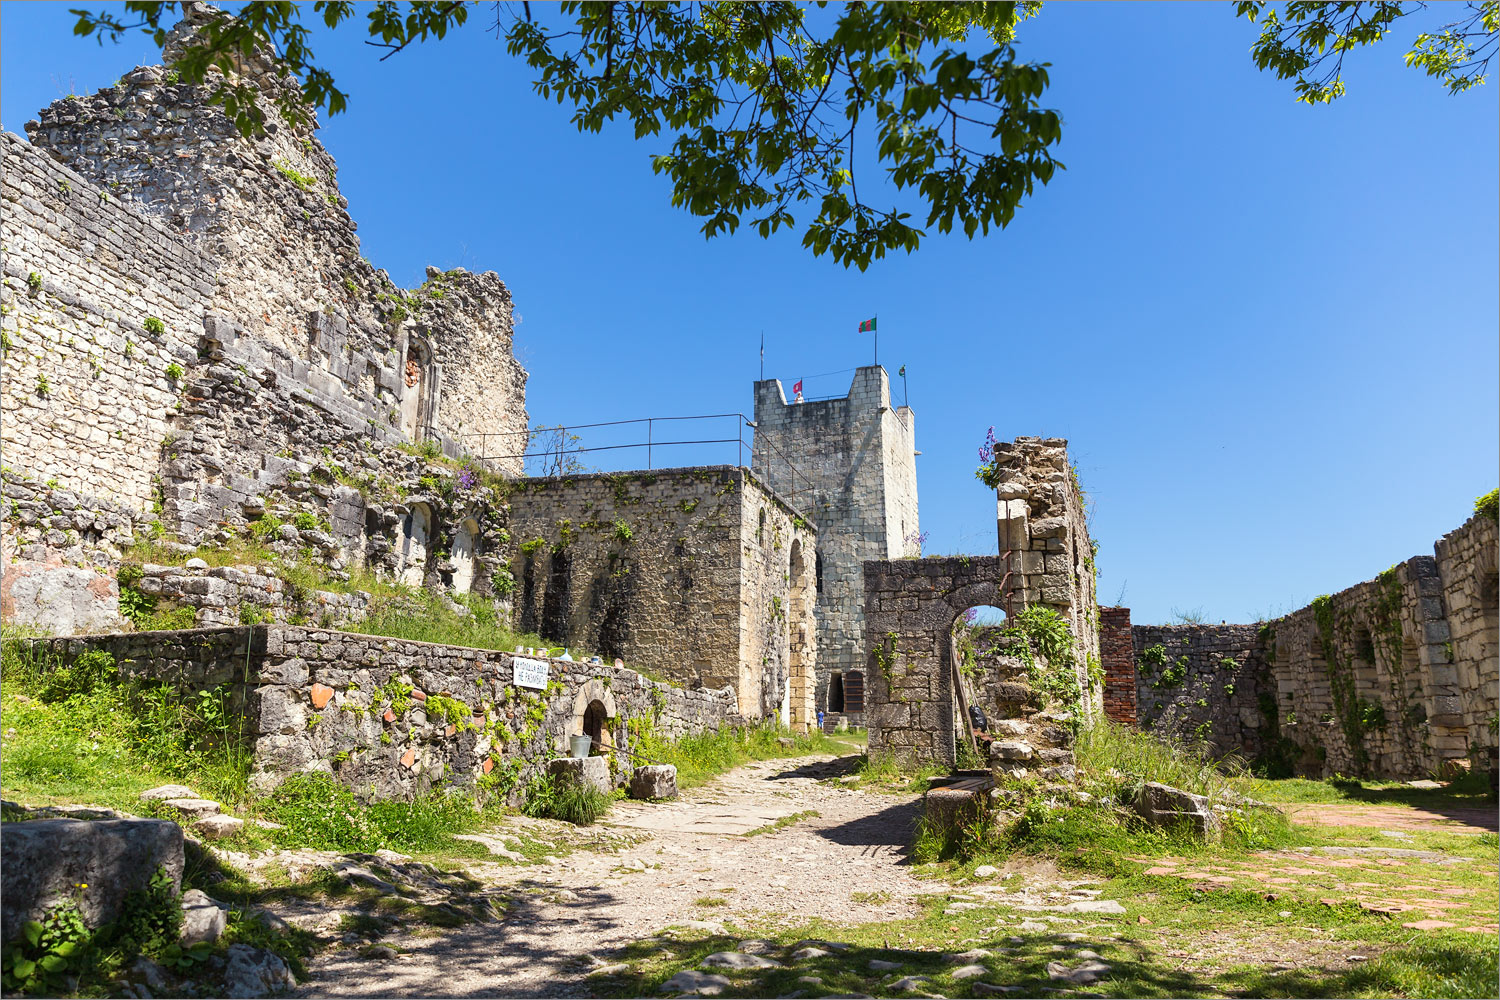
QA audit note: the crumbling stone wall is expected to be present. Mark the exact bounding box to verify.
[1131,624,1272,760]
[1,133,209,513]
[507,466,817,723]
[24,626,738,800]
[752,366,918,714]
[1103,513,1498,780]
[990,436,1100,694]
[22,51,528,467]
[1433,514,1498,753]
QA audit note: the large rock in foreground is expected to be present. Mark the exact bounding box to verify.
[1,818,184,943]
[1133,781,1220,836]
[630,764,678,800]
[548,755,612,795]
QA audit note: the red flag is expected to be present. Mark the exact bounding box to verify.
[792,379,803,395]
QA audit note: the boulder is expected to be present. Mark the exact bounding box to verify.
[215,944,296,998]
[1,819,184,944]
[160,798,222,820]
[630,765,679,800]
[700,952,782,970]
[659,969,732,996]
[989,740,1035,762]
[140,785,198,802]
[548,755,612,795]
[179,889,228,946]
[193,815,245,840]
[1133,782,1220,836]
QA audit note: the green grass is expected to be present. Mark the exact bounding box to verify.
[586,864,1498,1000]
[1,642,253,809]
[519,772,614,826]
[1254,772,1494,807]
[627,721,847,789]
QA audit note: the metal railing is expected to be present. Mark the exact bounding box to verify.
[463,412,817,516]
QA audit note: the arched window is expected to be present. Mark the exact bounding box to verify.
[399,336,435,443]
[398,504,431,587]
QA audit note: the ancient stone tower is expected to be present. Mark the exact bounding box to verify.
[752,366,918,718]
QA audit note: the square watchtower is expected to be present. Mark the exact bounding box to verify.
[752,366,918,719]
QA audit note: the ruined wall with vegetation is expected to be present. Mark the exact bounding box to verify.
[987,436,1101,700]
[506,466,816,723]
[1131,624,1273,761]
[21,626,737,800]
[1103,507,1498,780]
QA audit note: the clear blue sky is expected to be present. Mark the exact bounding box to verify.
[3,3,1496,624]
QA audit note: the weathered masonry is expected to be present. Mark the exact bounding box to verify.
[1099,511,1498,779]
[1,28,529,635]
[862,436,1101,767]
[506,466,817,725]
[22,627,736,800]
[751,366,918,723]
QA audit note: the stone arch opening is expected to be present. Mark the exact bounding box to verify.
[398,503,431,587]
[451,517,478,593]
[828,671,845,713]
[758,508,766,544]
[583,699,609,749]
[561,680,618,758]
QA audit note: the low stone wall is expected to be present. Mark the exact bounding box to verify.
[23,626,739,800]
[135,562,371,628]
[1131,624,1271,760]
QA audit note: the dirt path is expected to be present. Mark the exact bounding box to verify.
[292,753,931,997]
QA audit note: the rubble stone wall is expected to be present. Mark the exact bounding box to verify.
[752,366,918,714]
[506,466,817,722]
[1131,623,1271,760]
[23,626,739,800]
[990,436,1101,699]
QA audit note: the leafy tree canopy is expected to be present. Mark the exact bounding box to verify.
[70,1,1496,269]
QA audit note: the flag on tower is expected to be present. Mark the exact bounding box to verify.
[792,379,803,395]
[858,317,877,333]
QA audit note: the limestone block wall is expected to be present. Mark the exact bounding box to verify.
[1131,624,1272,761]
[23,626,739,800]
[1,132,209,513]
[989,436,1100,699]
[752,366,917,713]
[1433,514,1498,750]
[506,466,816,722]
[133,563,371,629]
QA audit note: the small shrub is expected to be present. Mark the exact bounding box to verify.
[522,772,612,826]
[35,373,51,396]
[292,511,321,532]
[1476,488,1499,523]
[143,316,166,336]
[26,271,42,292]
[612,518,633,543]
[164,362,184,381]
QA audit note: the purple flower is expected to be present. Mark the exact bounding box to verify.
[457,467,478,490]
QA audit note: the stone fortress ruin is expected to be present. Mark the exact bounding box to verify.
[2,5,1496,810]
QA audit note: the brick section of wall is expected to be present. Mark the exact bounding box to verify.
[751,366,917,713]
[1098,606,1136,725]
[26,626,739,800]
[505,466,816,723]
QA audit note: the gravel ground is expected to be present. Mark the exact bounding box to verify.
[291,753,932,997]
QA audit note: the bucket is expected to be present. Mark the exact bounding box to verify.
[569,734,592,759]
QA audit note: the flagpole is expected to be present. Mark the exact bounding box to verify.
[874,314,878,369]
[759,331,764,382]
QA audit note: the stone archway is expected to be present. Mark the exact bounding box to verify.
[399,336,435,443]
[861,556,1012,768]
[557,678,618,756]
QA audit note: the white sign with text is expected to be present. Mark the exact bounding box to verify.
[512,657,549,690]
